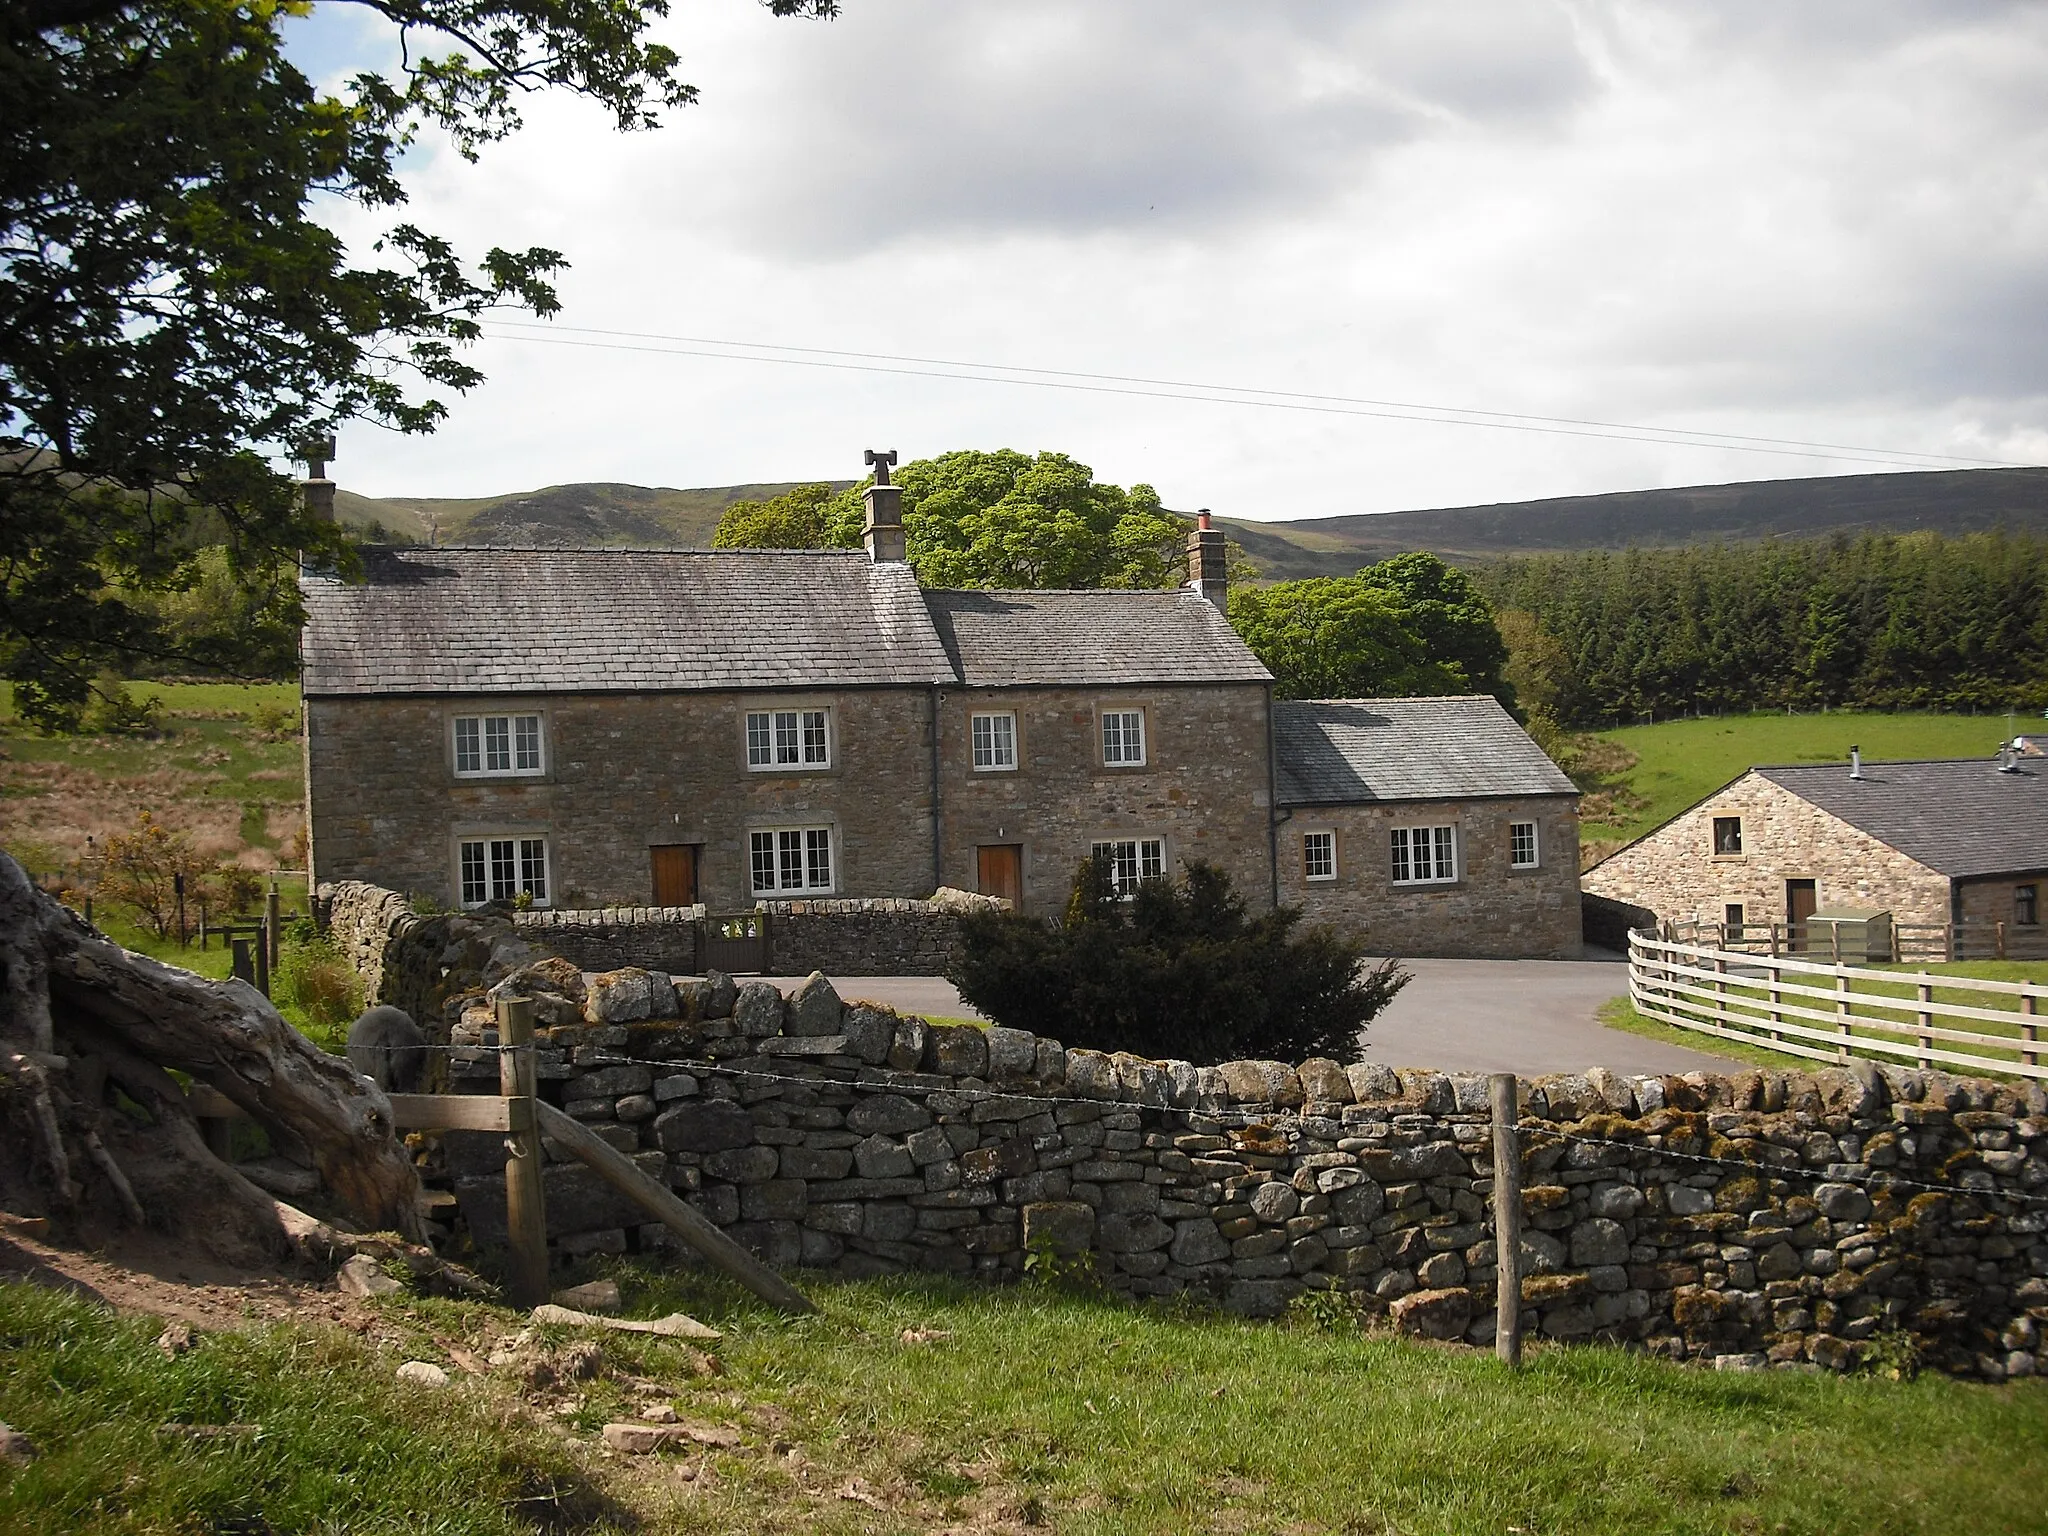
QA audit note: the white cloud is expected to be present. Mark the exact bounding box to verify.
[319,0,2048,520]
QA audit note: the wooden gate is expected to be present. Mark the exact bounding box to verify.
[699,912,768,974]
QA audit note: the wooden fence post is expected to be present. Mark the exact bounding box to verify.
[1997,921,2008,961]
[266,883,283,967]
[1767,957,1784,1044]
[2023,991,2039,1074]
[498,995,550,1309]
[1835,968,1852,1064]
[1490,1073,1523,1368]
[230,937,254,987]
[1917,979,1935,1069]
[253,920,270,998]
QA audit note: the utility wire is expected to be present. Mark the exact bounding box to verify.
[478,320,2031,474]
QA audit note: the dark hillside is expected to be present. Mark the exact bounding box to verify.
[1219,466,2048,580]
[336,480,855,546]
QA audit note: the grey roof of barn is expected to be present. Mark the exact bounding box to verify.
[1751,759,2048,879]
[923,588,1271,687]
[300,547,955,694]
[1273,696,1577,807]
[301,547,1271,695]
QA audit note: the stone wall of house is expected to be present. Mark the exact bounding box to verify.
[432,965,2048,1380]
[1279,795,1582,959]
[317,880,535,1040]
[1583,893,1658,954]
[306,686,939,911]
[1581,773,1952,931]
[932,682,1274,917]
[1956,877,2048,958]
[509,895,993,977]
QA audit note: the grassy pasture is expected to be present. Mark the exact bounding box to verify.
[1579,710,2019,850]
[0,679,302,881]
[5,1264,2048,1536]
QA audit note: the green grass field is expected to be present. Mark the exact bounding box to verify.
[1580,711,2022,849]
[6,1264,2047,1536]
[0,679,302,884]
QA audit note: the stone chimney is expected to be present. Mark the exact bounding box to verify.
[300,436,337,524]
[862,447,904,564]
[1186,508,1227,609]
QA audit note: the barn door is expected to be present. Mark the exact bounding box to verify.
[977,845,1022,905]
[1786,878,1817,950]
[651,844,698,906]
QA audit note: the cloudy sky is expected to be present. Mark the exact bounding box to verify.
[303,0,2048,521]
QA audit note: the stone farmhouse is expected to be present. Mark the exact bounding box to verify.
[301,479,1579,957]
[1273,697,1581,959]
[1580,752,2048,942]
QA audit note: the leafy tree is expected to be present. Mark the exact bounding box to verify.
[93,809,212,937]
[1354,552,1511,700]
[0,0,833,726]
[731,448,1190,589]
[948,858,1409,1062]
[711,483,839,549]
[1228,578,1445,699]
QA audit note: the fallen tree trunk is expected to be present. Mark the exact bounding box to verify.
[0,853,424,1258]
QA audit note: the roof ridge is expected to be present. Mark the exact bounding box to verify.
[390,544,871,556]
[1757,756,2007,770]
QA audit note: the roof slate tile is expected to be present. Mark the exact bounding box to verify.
[1752,759,2048,879]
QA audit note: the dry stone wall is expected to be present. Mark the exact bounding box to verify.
[433,965,2048,1381]
[511,895,990,976]
[317,880,535,1040]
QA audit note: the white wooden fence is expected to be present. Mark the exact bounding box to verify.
[1628,930,2045,1082]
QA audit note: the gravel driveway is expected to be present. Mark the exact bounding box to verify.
[765,952,1732,1079]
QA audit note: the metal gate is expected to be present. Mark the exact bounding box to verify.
[698,912,769,974]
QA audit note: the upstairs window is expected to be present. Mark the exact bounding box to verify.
[1391,825,1457,885]
[1092,837,1164,895]
[971,712,1017,771]
[454,713,543,776]
[746,708,830,769]
[1509,821,1539,869]
[459,836,548,907]
[1101,709,1146,766]
[1713,816,1744,856]
[1303,830,1336,881]
[751,827,834,894]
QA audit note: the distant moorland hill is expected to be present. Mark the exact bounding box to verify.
[334,465,2048,571]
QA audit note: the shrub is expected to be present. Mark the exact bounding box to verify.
[95,810,212,937]
[276,931,363,1033]
[245,698,299,740]
[81,673,163,736]
[947,858,1408,1062]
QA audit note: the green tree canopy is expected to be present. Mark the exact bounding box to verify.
[710,483,838,549]
[0,0,831,725]
[712,448,1190,590]
[1354,552,1510,699]
[1229,553,1512,703]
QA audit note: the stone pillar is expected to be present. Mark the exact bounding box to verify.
[863,482,905,563]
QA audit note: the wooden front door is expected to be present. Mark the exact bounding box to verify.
[977,845,1023,905]
[652,844,698,906]
[1786,878,1817,949]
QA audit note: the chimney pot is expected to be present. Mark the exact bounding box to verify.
[1849,745,1862,779]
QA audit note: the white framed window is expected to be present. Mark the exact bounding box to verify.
[1092,837,1165,895]
[1100,708,1146,767]
[750,827,834,894]
[1391,825,1457,885]
[458,836,549,907]
[453,712,544,777]
[971,712,1018,771]
[1303,830,1336,882]
[746,708,830,770]
[1509,821,1539,869]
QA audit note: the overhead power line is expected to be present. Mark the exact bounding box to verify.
[478,320,2033,474]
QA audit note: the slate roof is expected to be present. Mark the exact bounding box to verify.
[1752,759,2048,879]
[1273,696,1577,807]
[300,547,956,695]
[920,588,1272,687]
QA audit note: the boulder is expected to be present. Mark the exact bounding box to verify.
[846,1093,932,1136]
[1390,1287,1472,1340]
[1297,1058,1353,1105]
[984,1026,1038,1082]
[1249,1182,1300,1224]
[732,981,786,1038]
[887,1016,929,1072]
[1569,1218,1630,1268]
[1064,1049,1119,1099]
[786,972,844,1036]
[842,1004,896,1065]
[1169,1218,1231,1266]
[1345,1061,1401,1100]
[396,1361,449,1388]
[926,1024,988,1078]
[1217,1060,1305,1107]
[584,967,678,1024]
[653,1099,754,1154]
